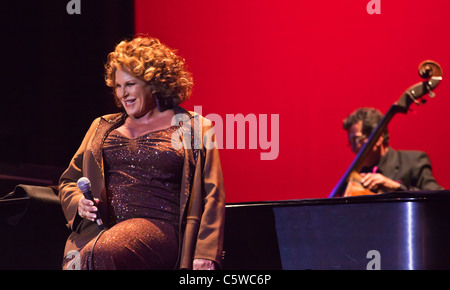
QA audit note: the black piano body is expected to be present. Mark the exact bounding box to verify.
[223,190,450,270]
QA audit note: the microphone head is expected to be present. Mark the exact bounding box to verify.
[77,177,91,192]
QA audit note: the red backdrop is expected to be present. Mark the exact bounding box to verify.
[135,0,450,203]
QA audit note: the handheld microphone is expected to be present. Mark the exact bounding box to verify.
[77,177,105,230]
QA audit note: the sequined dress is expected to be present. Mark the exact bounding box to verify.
[78,126,184,269]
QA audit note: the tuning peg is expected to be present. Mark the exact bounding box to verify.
[429,91,436,98]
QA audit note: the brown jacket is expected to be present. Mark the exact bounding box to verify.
[58,107,225,269]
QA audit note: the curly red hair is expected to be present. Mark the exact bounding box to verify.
[105,36,193,106]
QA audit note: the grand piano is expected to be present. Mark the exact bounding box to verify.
[223,190,450,270]
[2,183,450,269]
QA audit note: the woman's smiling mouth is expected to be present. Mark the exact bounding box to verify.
[124,98,136,106]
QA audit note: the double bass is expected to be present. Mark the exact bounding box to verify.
[329,60,443,198]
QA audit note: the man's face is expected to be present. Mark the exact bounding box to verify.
[348,121,367,154]
[347,120,385,157]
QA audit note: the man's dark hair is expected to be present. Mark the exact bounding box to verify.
[343,107,389,144]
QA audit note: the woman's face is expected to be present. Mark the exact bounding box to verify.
[115,68,154,118]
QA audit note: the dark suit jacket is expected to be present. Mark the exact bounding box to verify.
[362,147,443,191]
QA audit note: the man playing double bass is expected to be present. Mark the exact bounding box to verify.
[343,107,443,193]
